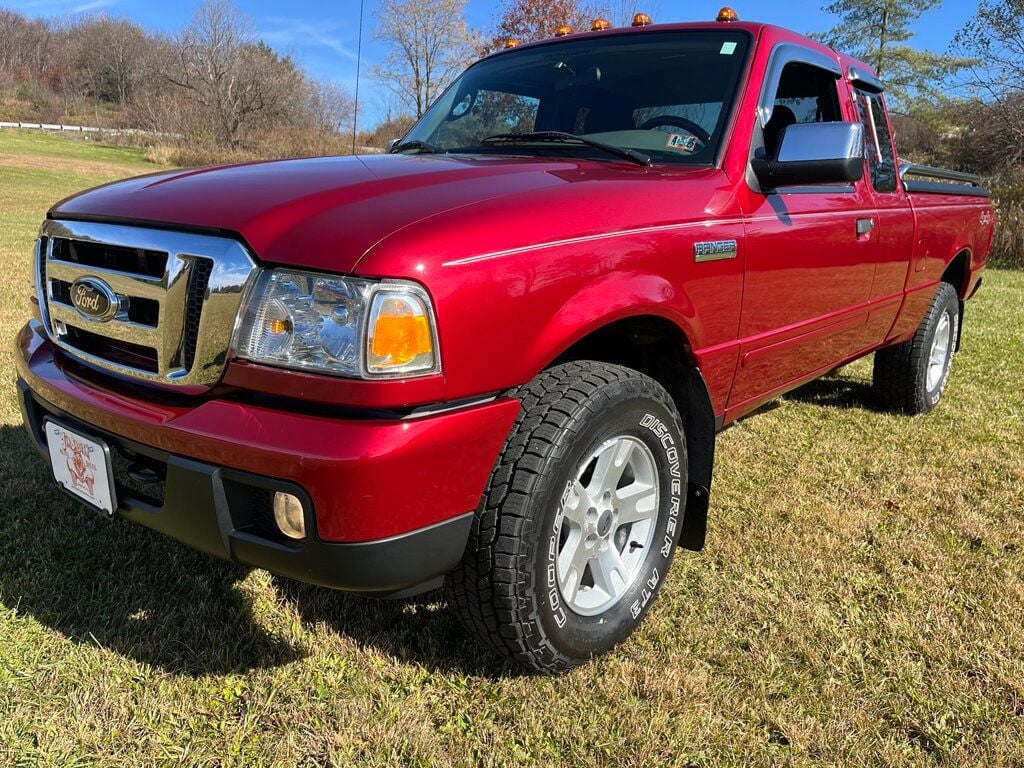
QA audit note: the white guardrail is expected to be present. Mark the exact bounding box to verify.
[0,122,385,153]
[0,121,177,137]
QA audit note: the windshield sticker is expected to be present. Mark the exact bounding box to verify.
[720,41,738,55]
[666,134,699,153]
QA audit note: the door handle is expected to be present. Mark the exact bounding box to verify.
[856,218,875,237]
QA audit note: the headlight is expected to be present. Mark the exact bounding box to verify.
[233,269,440,378]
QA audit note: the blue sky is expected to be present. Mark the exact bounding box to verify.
[6,0,978,125]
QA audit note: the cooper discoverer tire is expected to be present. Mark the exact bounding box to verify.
[873,281,961,415]
[446,361,687,674]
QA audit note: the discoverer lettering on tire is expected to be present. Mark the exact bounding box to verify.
[447,361,688,674]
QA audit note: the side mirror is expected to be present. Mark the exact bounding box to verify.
[752,121,864,188]
[387,138,400,151]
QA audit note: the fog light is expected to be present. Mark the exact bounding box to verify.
[273,492,306,540]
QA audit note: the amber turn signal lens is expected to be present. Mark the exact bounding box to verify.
[591,18,611,31]
[631,12,652,27]
[554,24,573,37]
[371,310,430,365]
[716,6,739,22]
[268,318,292,335]
[368,294,436,372]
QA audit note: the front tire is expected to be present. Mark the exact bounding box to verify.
[447,361,686,674]
[873,281,961,414]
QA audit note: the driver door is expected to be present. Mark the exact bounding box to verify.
[728,58,878,413]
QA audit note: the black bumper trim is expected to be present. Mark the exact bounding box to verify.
[19,379,473,597]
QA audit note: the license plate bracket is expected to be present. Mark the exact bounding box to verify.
[44,419,117,516]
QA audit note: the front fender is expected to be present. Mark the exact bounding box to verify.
[423,245,708,402]
[521,271,698,381]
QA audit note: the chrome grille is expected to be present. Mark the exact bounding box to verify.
[37,219,257,392]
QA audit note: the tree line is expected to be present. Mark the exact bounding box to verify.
[0,0,353,160]
[0,0,663,155]
[1,0,1018,164]
[817,0,1022,266]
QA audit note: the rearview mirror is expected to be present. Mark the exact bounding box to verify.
[752,121,864,188]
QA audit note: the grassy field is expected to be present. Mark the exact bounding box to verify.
[0,129,1022,767]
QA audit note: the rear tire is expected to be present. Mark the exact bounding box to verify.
[446,361,686,674]
[873,282,960,414]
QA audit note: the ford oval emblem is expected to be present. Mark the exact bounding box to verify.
[70,277,119,322]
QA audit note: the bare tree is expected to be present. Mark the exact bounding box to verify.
[75,17,149,106]
[950,0,1024,176]
[0,11,22,76]
[604,0,664,27]
[304,79,355,135]
[163,0,304,147]
[0,11,52,80]
[953,0,1024,102]
[374,0,477,119]
[48,17,88,119]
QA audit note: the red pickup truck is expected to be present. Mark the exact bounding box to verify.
[15,10,994,673]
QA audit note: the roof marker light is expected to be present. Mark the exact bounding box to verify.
[554,24,573,37]
[591,18,612,31]
[717,6,739,22]
[631,12,652,27]
[504,38,521,48]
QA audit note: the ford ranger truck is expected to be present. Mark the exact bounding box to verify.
[14,9,994,673]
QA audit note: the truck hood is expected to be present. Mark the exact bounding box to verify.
[50,153,616,273]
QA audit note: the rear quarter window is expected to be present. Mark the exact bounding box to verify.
[856,90,898,192]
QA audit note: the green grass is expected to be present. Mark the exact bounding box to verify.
[1,127,1022,766]
[0,128,155,166]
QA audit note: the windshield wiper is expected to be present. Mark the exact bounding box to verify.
[480,131,651,166]
[389,139,446,155]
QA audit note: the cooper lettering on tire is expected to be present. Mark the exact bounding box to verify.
[446,361,687,674]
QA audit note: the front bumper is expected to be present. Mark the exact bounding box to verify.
[15,321,519,595]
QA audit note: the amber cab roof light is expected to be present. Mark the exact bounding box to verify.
[631,12,652,27]
[591,18,612,31]
[554,23,573,37]
[717,6,739,22]
[504,38,521,48]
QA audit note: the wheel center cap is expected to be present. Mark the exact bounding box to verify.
[597,510,613,537]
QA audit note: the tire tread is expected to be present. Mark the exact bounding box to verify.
[873,282,959,414]
[446,360,679,674]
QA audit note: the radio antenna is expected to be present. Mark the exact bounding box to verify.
[351,0,365,155]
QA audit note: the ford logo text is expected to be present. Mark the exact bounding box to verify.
[70,277,121,322]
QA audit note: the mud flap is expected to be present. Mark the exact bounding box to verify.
[654,361,717,553]
[679,483,710,551]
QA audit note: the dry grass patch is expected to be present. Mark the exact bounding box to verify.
[0,151,164,180]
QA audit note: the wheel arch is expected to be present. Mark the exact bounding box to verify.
[942,248,972,298]
[547,314,717,552]
[941,249,970,351]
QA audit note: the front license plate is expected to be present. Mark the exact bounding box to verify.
[44,420,116,515]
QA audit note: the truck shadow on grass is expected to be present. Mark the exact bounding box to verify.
[0,424,508,678]
[274,580,518,678]
[784,370,882,411]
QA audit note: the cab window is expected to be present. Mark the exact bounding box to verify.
[763,62,842,157]
[855,89,898,192]
[403,30,753,165]
[433,90,540,147]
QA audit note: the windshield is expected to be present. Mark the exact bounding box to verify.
[401,30,752,165]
